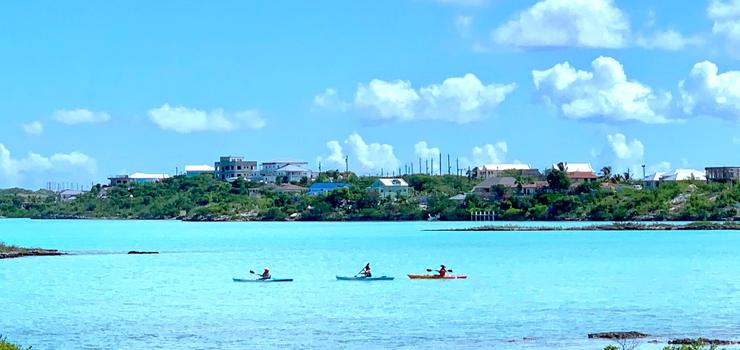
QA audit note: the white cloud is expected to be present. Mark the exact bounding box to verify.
[532,56,673,124]
[345,133,400,172]
[492,0,629,49]
[355,80,420,120]
[148,104,266,133]
[317,140,346,167]
[678,60,740,122]
[708,0,740,54]
[455,15,473,35]
[0,144,97,187]
[318,135,399,173]
[635,30,703,50]
[52,109,110,125]
[23,121,43,136]
[472,142,508,164]
[313,88,350,112]
[348,73,515,123]
[648,161,672,174]
[607,133,644,160]
[414,141,441,160]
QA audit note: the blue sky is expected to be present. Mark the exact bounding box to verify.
[1,0,739,189]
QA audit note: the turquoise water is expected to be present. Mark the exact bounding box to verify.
[2,219,740,349]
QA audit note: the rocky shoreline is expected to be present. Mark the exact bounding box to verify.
[433,221,740,232]
[0,244,64,259]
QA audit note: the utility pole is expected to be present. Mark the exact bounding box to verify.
[447,154,451,175]
[345,156,349,173]
[431,158,434,176]
[439,153,442,176]
[456,158,460,177]
[425,159,429,174]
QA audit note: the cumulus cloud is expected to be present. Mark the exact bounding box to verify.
[635,30,703,50]
[607,133,644,160]
[532,56,673,124]
[708,0,740,54]
[318,74,515,124]
[346,133,400,171]
[492,0,629,49]
[148,104,266,133]
[23,121,43,136]
[313,88,350,112]
[414,141,441,160]
[0,144,97,187]
[472,142,508,164]
[52,109,111,125]
[678,60,740,122]
[317,140,345,167]
[319,133,399,172]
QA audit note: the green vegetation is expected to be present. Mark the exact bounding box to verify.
[0,174,738,221]
[0,336,30,350]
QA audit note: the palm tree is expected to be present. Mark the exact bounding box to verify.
[556,162,568,172]
[600,166,612,181]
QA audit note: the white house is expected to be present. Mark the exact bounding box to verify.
[551,163,595,173]
[59,189,83,201]
[275,164,312,183]
[368,178,410,199]
[259,161,310,183]
[660,169,706,181]
[184,165,215,177]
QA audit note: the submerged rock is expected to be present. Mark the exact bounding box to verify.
[588,331,649,339]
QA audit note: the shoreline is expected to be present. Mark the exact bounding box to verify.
[0,245,64,259]
[429,221,740,232]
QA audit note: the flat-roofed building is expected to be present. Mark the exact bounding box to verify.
[214,156,257,181]
[706,166,740,183]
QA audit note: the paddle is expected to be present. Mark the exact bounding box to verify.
[249,270,270,279]
[426,268,453,273]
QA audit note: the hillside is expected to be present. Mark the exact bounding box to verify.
[0,174,737,221]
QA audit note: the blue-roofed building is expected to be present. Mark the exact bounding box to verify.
[307,182,349,196]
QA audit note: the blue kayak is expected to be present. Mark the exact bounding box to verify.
[232,278,293,282]
[336,276,394,281]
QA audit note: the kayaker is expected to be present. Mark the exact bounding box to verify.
[360,263,372,278]
[259,268,271,280]
[437,265,447,277]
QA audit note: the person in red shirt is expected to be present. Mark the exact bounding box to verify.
[259,268,271,280]
[360,263,372,278]
[437,264,447,277]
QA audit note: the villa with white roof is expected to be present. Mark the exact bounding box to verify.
[184,165,215,177]
[368,178,410,199]
[260,161,312,183]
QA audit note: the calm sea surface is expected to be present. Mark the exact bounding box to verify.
[2,219,740,349]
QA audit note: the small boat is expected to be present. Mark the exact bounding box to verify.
[407,274,467,280]
[336,276,395,281]
[232,278,294,282]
